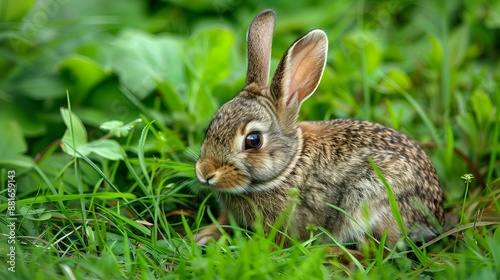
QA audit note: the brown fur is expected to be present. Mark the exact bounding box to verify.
[194,9,444,249]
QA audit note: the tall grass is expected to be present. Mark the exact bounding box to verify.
[1,0,499,279]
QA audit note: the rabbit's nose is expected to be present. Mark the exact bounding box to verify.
[201,174,216,186]
[195,160,218,186]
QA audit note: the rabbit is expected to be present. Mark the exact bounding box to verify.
[194,9,444,249]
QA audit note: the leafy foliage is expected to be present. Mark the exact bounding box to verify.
[0,0,499,279]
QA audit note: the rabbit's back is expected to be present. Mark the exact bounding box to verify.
[295,119,444,244]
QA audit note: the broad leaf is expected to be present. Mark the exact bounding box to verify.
[60,107,88,157]
[80,139,123,161]
[0,119,27,156]
[449,25,469,67]
[60,108,124,160]
[342,30,382,73]
[1,0,35,21]
[378,69,412,94]
[0,103,46,137]
[101,30,185,99]
[427,34,443,69]
[58,54,110,101]
[456,112,478,149]
[157,80,187,114]
[16,75,67,100]
[185,28,234,87]
[470,89,493,128]
[100,119,142,138]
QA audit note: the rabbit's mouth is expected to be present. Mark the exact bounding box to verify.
[195,159,251,193]
[195,160,218,186]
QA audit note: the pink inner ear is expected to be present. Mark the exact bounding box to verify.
[285,33,326,106]
[285,90,297,106]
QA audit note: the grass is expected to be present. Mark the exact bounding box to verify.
[1,0,500,279]
[1,121,498,279]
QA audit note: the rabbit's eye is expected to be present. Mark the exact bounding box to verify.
[244,132,262,150]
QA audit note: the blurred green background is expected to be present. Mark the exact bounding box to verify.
[0,0,499,277]
[2,0,499,195]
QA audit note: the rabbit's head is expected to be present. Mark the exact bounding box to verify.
[195,10,328,193]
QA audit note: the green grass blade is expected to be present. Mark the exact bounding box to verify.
[379,72,442,147]
[138,120,155,186]
[0,192,136,210]
[99,206,151,236]
[368,157,406,237]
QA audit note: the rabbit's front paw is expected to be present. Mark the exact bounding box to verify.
[194,226,223,246]
[194,213,229,245]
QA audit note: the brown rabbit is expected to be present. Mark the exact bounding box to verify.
[194,9,444,249]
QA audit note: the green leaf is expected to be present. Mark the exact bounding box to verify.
[16,75,66,100]
[470,89,493,127]
[0,103,46,137]
[456,112,478,149]
[160,0,216,11]
[60,105,125,160]
[0,154,34,168]
[0,118,27,156]
[427,34,443,69]
[60,107,89,157]
[105,232,127,256]
[157,80,187,114]
[1,0,35,21]
[80,139,124,161]
[342,30,382,73]
[185,28,234,86]
[378,69,412,94]
[484,2,500,29]
[27,212,53,221]
[385,99,401,129]
[100,120,125,134]
[449,25,469,67]
[19,206,52,221]
[183,28,234,119]
[58,54,110,101]
[81,79,142,126]
[102,30,185,99]
[488,226,500,270]
[100,119,142,137]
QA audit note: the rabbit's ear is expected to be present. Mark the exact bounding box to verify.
[270,30,328,112]
[245,10,276,87]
